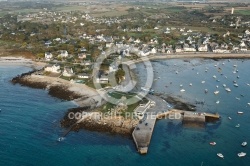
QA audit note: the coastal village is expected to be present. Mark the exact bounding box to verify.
[1,0,250,156]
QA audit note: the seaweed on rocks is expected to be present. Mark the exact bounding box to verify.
[60,106,91,128]
[159,95,196,111]
[48,85,82,101]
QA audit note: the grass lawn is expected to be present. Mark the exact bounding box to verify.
[235,10,250,16]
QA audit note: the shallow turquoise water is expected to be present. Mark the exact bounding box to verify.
[0,59,249,166]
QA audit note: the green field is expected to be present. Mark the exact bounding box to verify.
[235,10,250,16]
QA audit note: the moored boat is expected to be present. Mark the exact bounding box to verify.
[238,152,246,157]
[241,142,247,147]
[237,111,244,114]
[217,153,224,159]
[214,91,219,95]
[235,124,240,128]
[210,142,216,146]
[180,89,185,92]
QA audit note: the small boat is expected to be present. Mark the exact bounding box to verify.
[180,84,183,87]
[213,75,217,79]
[216,101,220,104]
[242,142,247,147]
[238,152,246,157]
[225,88,231,92]
[201,81,205,84]
[176,71,179,74]
[225,76,228,79]
[233,80,237,83]
[197,72,199,75]
[237,76,240,79]
[57,137,65,142]
[217,153,224,159]
[214,91,219,95]
[247,103,250,106]
[210,142,216,146]
[237,111,244,114]
[223,84,226,87]
[216,80,220,82]
[234,84,239,87]
[236,97,240,101]
[235,124,240,128]
[216,85,219,88]
[233,65,237,67]
[205,89,208,93]
[189,83,193,86]
[228,117,232,120]
[247,83,250,86]
[205,70,208,72]
[180,89,185,92]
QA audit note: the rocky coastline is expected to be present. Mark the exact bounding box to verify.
[11,71,138,135]
[11,71,82,101]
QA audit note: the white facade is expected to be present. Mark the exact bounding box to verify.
[45,52,53,60]
[58,50,68,58]
[44,64,61,73]
[63,68,74,77]
[198,45,208,52]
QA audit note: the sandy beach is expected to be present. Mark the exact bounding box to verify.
[0,56,46,70]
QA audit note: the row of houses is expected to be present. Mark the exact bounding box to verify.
[44,64,90,79]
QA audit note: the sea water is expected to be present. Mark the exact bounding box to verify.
[0,59,249,166]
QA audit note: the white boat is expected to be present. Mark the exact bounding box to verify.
[234,84,239,87]
[57,137,65,142]
[205,89,208,93]
[141,87,150,92]
[189,83,193,86]
[233,65,237,67]
[216,101,220,104]
[223,84,226,87]
[180,89,185,92]
[242,142,247,147]
[216,85,219,88]
[210,142,216,146]
[248,103,250,106]
[235,124,240,128]
[201,81,205,84]
[228,117,232,120]
[238,152,246,157]
[247,83,250,86]
[236,97,240,101]
[237,111,244,114]
[214,91,219,95]
[176,71,178,74]
[180,84,183,87]
[225,88,231,92]
[213,75,217,79]
[217,153,224,159]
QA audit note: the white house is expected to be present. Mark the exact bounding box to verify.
[44,64,61,73]
[58,50,68,58]
[151,48,157,54]
[78,73,89,79]
[198,44,208,52]
[78,53,86,59]
[183,44,196,52]
[175,45,183,53]
[44,52,53,60]
[63,67,74,77]
[109,64,118,73]
[96,75,109,84]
